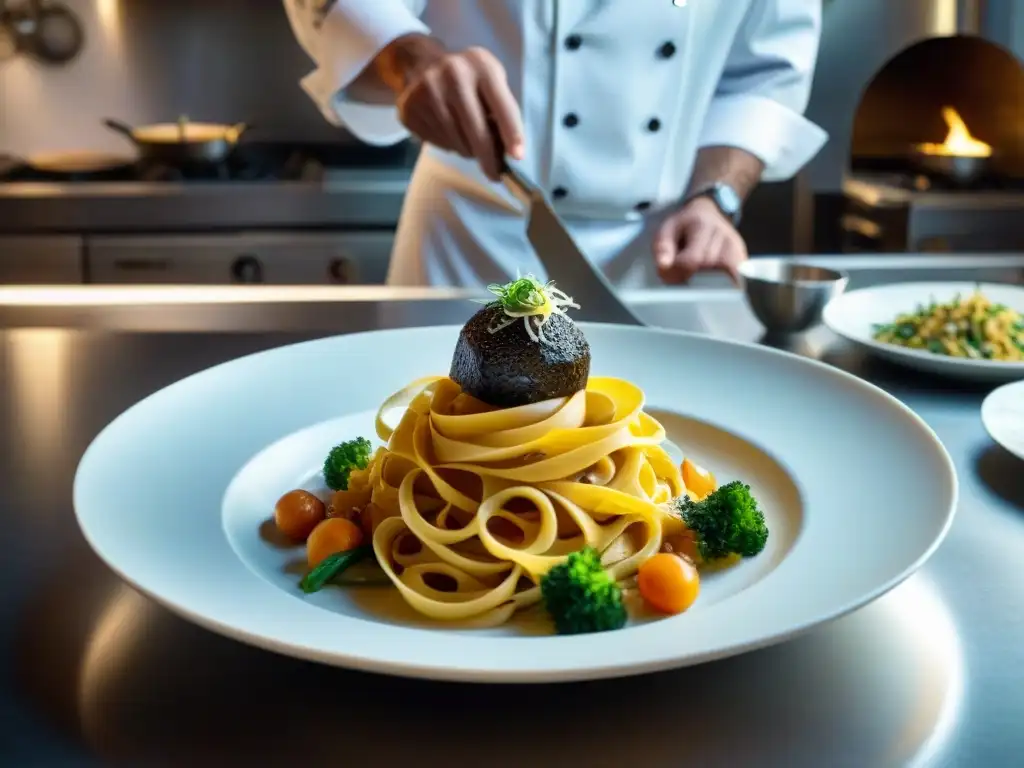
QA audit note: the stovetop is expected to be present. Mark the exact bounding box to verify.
[0,141,416,184]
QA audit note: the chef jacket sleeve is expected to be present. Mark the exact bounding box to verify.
[697,0,828,182]
[282,0,429,144]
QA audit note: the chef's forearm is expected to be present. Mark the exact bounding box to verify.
[685,146,766,201]
[373,33,447,95]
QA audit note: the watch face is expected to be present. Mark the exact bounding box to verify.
[714,183,742,216]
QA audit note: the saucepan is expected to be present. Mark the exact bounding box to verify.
[103,116,249,165]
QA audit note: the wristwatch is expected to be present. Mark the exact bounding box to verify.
[687,182,743,226]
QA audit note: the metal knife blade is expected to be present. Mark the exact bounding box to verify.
[500,158,644,326]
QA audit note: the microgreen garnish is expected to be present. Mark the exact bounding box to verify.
[477,275,580,344]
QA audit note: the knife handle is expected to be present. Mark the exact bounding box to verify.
[488,119,509,171]
[489,120,534,203]
[489,121,523,181]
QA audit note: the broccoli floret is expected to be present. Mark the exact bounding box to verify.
[675,481,768,561]
[323,437,372,491]
[540,547,627,635]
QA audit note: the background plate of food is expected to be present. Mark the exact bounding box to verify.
[823,282,1024,383]
[74,279,957,683]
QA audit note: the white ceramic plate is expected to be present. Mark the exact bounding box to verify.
[982,380,1024,461]
[73,324,958,683]
[822,282,1024,383]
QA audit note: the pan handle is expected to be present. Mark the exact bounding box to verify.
[103,118,137,141]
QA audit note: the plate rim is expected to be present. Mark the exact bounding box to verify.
[822,281,1024,373]
[981,380,1024,461]
[72,323,960,683]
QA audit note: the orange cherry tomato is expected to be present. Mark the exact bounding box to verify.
[327,486,372,521]
[274,489,326,542]
[662,530,701,564]
[681,458,716,500]
[307,517,364,568]
[637,552,701,615]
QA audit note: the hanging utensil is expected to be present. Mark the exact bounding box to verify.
[2,0,83,64]
[30,1,82,64]
[102,116,250,165]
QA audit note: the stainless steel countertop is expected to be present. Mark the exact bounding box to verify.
[2,254,1023,766]
[0,167,410,232]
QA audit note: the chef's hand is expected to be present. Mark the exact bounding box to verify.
[376,35,525,182]
[653,197,747,285]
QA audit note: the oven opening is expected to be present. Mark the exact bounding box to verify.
[840,34,1024,255]
[850,34,1024,190]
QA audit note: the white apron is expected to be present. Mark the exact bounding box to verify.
[284,0,828,288]
[386,149,667,288]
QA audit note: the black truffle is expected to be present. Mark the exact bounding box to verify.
[450,305,591,408]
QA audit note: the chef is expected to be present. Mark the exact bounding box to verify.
[284,0,827,287]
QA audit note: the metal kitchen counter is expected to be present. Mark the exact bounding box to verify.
[1,255,1023,766]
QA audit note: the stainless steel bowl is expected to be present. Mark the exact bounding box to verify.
[738,259,849,334]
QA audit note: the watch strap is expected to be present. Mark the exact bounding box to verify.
[686,182,743,226]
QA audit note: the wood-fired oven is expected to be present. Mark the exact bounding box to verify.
[805,0,1024,253]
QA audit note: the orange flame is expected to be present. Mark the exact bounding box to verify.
[917,107,992,158]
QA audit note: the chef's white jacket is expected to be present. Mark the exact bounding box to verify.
[284,0,827,288]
